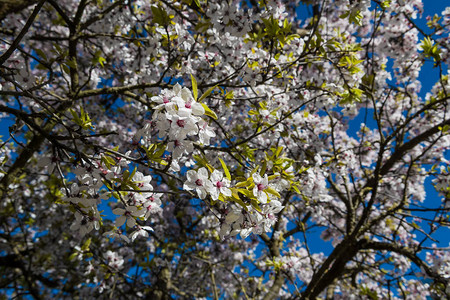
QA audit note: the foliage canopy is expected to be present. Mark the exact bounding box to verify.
[0,0,450,299]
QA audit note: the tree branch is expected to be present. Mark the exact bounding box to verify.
[0,0,46,66]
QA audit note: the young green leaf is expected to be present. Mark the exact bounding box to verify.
[219,157,231,181]
[266,187,281,198]
[198,84,217,102]
[191,74,198,100]
[201,103,218,120]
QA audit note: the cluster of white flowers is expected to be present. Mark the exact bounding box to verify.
[426,244,450,281]
[63,84,219,242]
[134,84,216,172]
[206,2,253,37]
[183,167,285,239]
[105,250,125,270]
[270,248,324,284]
[218,199,284,239]
[183,167,231,200]
[432,165,450,208]
[64,155,162,242]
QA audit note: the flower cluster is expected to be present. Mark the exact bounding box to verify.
[426,244,450,280]
[183,167,286,239]
[218,199,284,239]
[64,155,161,241]
[183,167,231,200]
[134,84,216,171]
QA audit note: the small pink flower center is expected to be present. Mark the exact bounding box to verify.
[257,183,266,191]
[174,140,181,147]
[163,96,169,104]
[185,102,192,109]
[216,181,223,188]
[177,119,186,128]
[195,179,203,186]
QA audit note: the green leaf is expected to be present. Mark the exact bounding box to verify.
[266,187,281,198]
[267,174,279,181]
[81,238,92,251]
[237,188,255,199]
[130,167,137,181]
[191,74,198,100]
[78,106,93,130]
[420,36,433,52]
[411,222,420,230]
[251,199,262,212]
[360,286,378,300]
[98,56,106,67]
[123,169,130,181]
[198,84,217,102]
[70,109,81,125]
[230,189,249,209]
[35,48,47,61]
[151,5,170,26]
[53,42,63,54]
[201,103,218,120]
[102,155,116,168]
[65,57,77,69]
[69,252,79,261]
[153,145,166,158]
[260,161,267,176]
[292,184,301,194]
[339,10,362,26]
[235,180,250,188]
[219,157,231,181]
[339,11,349,19]
[381,0,390,9]
[62,64,70,75]
[275,146,283,158]
[193,154,215,172]
[420,36,441,62]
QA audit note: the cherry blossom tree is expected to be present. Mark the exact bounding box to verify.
[0,0,449,298]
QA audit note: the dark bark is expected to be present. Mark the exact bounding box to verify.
[0,0,39,21]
